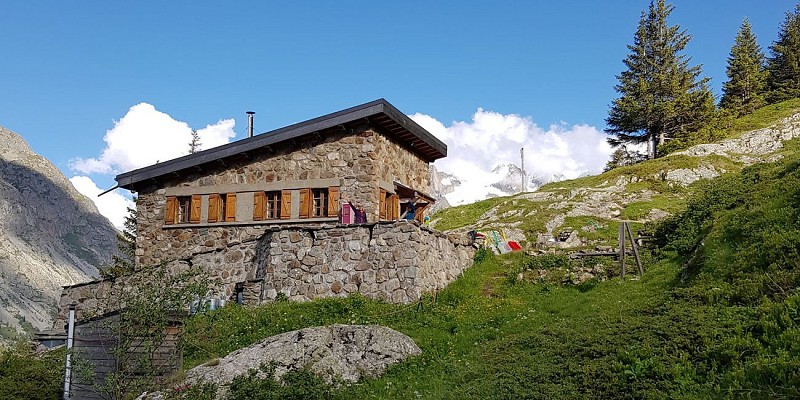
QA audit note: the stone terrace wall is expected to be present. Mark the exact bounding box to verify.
[256,222,474,303]
[56,222,475,327]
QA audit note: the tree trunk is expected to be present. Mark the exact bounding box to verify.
[648,135,657,159]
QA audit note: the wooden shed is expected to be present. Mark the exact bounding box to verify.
[68,311,182,399]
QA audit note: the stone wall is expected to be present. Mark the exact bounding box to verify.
[135,125,432,267]
[371,133,431,192]
[255,222,474,303]
[56,222,475,328]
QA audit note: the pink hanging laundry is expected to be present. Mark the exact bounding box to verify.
[341,203,354,224]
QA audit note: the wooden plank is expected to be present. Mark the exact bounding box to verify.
[625,222,645,276]
[618,222,626,278]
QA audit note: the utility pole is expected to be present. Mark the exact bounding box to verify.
[520,147,526,193]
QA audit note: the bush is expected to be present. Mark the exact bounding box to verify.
[0,346,64,400]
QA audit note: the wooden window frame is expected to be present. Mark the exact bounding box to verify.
[266,191,281,220]
[176,196,191,224]
[254,191,282,221]
[311,188,328,218]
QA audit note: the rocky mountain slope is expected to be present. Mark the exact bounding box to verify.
[431,110,800,248]
[0,125,116,340]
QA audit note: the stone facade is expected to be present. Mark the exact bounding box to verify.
[135,126,431,267]
[58,104,461,328]
[56,222,475,328]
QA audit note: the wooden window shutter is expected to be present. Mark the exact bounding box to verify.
[299,188,311,219]
[253,191,265,221]
[225,193,237,222]
[379,189,387,220]
[190,195,202,223]
[280,190,291,219]
[415,204,426,223]
[207,194,219,223]
[327,186,340,217]
[391,194,399,220]
[165,196,177,225]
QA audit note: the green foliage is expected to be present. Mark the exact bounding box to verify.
[606,0,715,159]
[0,346,64,400]
[103,197,138,278]
[651,146,800,398]
[660,99,800,154]
[767,3,800,104]
[227,363,332,400]
[89,263,214,399]
[720,18,768,116]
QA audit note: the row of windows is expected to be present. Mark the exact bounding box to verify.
[165,187,340,225]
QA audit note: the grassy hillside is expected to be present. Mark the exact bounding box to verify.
[429,100,800,251]
[3,104,799,399]
[178,137,800,399]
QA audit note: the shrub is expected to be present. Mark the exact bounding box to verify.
[0,345,64,400]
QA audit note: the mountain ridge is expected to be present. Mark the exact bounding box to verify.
[0,124,117,341]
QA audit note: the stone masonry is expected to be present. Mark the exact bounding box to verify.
[134,126,431,268]
[56,222,475,328]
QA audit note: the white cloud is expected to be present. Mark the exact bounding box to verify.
[70,176,135,230]
[411,109,614,205]
[70,103,236,174]
[69,102,237,227]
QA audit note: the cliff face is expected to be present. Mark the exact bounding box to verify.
[0,124,116,339]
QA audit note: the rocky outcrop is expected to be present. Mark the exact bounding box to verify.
[675,113,800,161]
[0,124,116,340]
[187,324,420,389]
[440,112,800,249]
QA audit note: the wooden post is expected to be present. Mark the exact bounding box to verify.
[618,222,626,278]
[625,222,644,276]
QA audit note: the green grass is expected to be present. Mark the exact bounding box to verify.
[430,196,507,231]
[184,251,695,399]
[179,142,800,398]
[721,98,800,139]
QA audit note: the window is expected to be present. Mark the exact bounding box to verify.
[300,186,339,219]
[253,191,282,221]
[378,190,399,221]
[208,193,236,223]
[312,188,328,218]
[177,196,191,223]
[165,195,201,224]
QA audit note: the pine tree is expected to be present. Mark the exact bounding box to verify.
[102,199,137,278]
[767,3,800,103]
[721,19,767,116]
[188,129,201,154]
[606,0,715,159]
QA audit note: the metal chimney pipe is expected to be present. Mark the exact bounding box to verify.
[246,111,255,138]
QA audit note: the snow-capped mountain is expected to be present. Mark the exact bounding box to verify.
[428,163,573,210]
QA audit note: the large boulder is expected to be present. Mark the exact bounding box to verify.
[188,324,420,388]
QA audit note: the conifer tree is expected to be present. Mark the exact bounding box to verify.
[720,18,767,116]
[188,129,201,154]
[767,3,800,103]
[102,199,137,277]
[606,0,715,159]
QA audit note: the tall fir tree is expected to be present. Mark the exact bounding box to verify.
[720,18,767,116]
[606,0,715,159]
[767,3,800,103]
[102,199,137,278]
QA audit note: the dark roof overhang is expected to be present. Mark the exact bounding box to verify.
[115,99,446,190]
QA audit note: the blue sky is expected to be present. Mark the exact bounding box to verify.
[0,1,794,227]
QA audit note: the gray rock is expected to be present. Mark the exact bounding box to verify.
[0,124,116,341]
[187,324,421,390]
